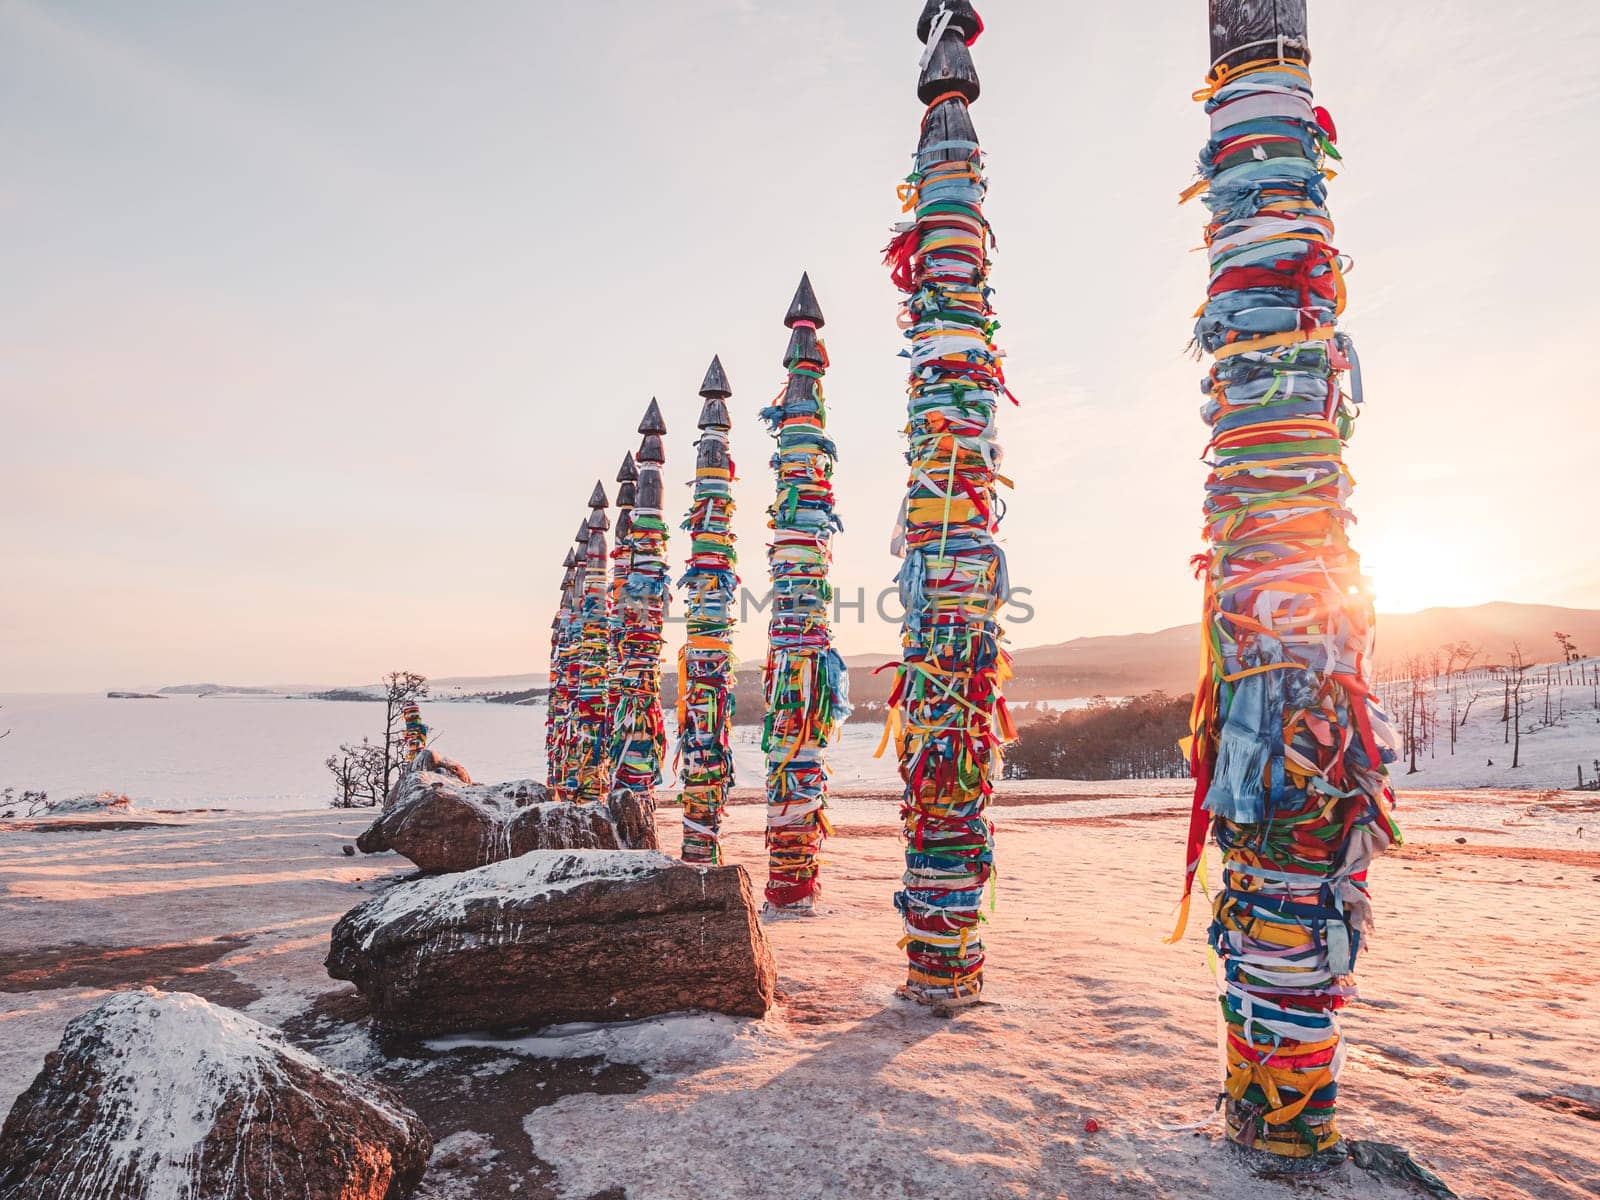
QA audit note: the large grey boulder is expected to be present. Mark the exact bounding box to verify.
[0,989,431,1200]
[327,851,775,1036]
[358,762,658,874]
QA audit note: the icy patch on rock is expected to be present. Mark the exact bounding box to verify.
[47,792,135,815]
[348,850,682,950]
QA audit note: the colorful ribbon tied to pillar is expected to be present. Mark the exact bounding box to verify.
[400,702,428,764]
[572,485,614,802]
[761,274,851,912]
[677,357,739,865]
[1170,48,1403,1161]
[556,520,592,796]
[608,454,638,751]
[881,1,1016,1006]
[610,401,670,802]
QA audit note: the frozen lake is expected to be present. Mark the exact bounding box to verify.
[0,693,905,811]
[6,673,1596,811]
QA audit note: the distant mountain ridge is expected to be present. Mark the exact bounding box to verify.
[147,603,1597,704]
[1008,602,1600,698]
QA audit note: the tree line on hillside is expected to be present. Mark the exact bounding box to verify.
[1004,693,1192,782]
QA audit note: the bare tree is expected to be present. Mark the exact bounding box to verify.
[1402,653,1425,774]
[1443,641,1479,678]
[377,671,429,805]
[323,671,429,808]
[1508,643,1531,769]
[0,787,50,819]
[326,739,390,808]
[1555,631,1579,664]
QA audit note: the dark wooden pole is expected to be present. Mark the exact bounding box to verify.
[1209,0,1309,73]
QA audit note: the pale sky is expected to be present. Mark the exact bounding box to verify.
[4,0,1598,691]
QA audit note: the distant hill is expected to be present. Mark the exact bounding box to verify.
[431,673,549,696]
[151,674,551,702]
[156,683,290,697]
[1010,602,1600,698]
[1367,603,1600,668]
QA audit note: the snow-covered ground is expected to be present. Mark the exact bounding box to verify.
[1378,662,1600,790]
[2,790,1595,1198]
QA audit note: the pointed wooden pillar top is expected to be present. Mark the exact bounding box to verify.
[635,399,666,510]
[637,397,667,467]
[698,355,733,431]
[700,355,732,399]
[784,273,825,330]
[916,0,982,44]
[616,451,638,510]
[914,2,984,165]
[638,397,668,436]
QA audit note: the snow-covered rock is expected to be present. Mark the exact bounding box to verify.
[45,792,134,815]
[0,791,135,821]
[0,989,431,1200]
[388,748,472,800]
[326,851,775,1036]
[358,768,658,873]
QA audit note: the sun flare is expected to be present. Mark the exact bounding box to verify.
[1358,532,1496,615]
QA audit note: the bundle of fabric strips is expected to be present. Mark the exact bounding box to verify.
[570,485,614,802]
[760,274,851,913]
[399,702,428,765]
[676,357,740,864]
[546,549,580,789]
[608,401,671,802]
[1172,50,1403,1161]
[608,452,639,740]
[881,0,1015,1005]
[554,520,593,796]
